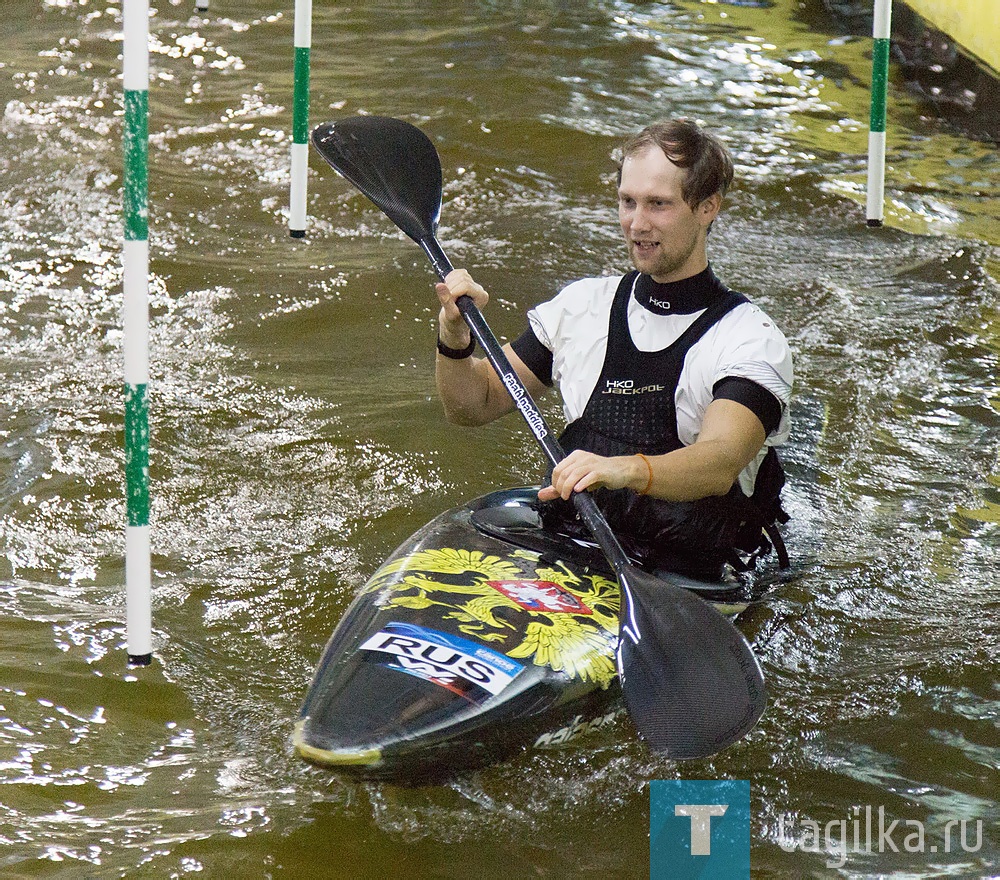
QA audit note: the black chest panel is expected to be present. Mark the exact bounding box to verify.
[559,271,747,457]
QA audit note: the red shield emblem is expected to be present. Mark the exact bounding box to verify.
[487,580,593,615]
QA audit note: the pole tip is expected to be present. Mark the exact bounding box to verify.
[866,219,883,228]
[289,229,306,239]
[127,653,153,667]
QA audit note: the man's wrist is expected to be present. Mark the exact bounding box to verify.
[634,453,654,495]
[436,333,476,360]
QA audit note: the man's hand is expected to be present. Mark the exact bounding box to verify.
[538,450,646,501]
[435,268,489,349]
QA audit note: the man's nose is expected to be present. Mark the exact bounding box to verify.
[629,205,651,232]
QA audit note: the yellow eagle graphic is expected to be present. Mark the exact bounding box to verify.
[363,547,620,687]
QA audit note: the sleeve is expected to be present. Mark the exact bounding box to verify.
[713,376,782,436]
[510,325,554,387]
[719,306,792,419]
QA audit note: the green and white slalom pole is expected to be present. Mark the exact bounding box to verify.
[289,0,312,238]
[866,0,892,227]
[123,0,153,666]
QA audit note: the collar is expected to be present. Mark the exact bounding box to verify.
[633,266,725,315]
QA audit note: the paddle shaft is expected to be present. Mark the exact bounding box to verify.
[421,235,634,584]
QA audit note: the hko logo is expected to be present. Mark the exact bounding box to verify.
[601,378,666,396]
[650,780,750,879]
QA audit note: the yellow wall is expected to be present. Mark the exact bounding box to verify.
[903,0,1000,73]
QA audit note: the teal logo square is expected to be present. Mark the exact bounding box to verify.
[650,780,750,879]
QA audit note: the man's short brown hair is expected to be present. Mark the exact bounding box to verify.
[618,119,735,210]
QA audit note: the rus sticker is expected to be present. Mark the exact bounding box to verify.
[360,622,523,696]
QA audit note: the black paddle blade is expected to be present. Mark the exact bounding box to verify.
[617,566,766,759]
[311,116,443,245]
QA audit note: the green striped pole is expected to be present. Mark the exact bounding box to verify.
[123,0,152,666]
[289,0,312,238]
[866,0,892,227]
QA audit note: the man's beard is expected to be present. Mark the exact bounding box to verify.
[627,232,699,280]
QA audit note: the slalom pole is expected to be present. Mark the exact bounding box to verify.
[289,0,312,238]
[866,0,892,227]
[123,0,153,666]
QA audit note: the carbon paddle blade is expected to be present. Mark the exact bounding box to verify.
[617,565,766,759]
[311,116,443,245]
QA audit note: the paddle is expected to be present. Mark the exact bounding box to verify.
[311,116,766,759]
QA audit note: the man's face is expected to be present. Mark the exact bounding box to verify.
[617,145,720,283]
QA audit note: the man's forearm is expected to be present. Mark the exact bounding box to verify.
[435,354,497,426]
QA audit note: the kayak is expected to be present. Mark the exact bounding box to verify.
[293,487,752,783]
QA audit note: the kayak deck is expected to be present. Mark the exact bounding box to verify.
[294,487,755,782]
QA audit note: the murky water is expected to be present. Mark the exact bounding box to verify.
[1,0,997,877]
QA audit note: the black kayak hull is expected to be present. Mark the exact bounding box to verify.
[294,487,747,783]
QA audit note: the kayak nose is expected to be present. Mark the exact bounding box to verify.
[293,719,383,767]
[293,620,528,776]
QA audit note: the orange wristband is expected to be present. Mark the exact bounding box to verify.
[636,453,654,495]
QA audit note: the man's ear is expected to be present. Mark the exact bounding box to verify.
[698,192,722,226]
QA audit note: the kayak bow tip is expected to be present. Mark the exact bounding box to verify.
[292,719,383,768]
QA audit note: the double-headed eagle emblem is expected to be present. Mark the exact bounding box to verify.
[364,547,620,687]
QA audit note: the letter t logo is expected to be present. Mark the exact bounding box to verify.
[675,804,728,855]
[650,780,750,878]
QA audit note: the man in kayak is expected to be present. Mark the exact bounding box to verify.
[433,118,792,580]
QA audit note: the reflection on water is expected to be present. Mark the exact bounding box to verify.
[1,0,997,877]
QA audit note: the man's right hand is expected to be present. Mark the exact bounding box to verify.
[435,268,489,349]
